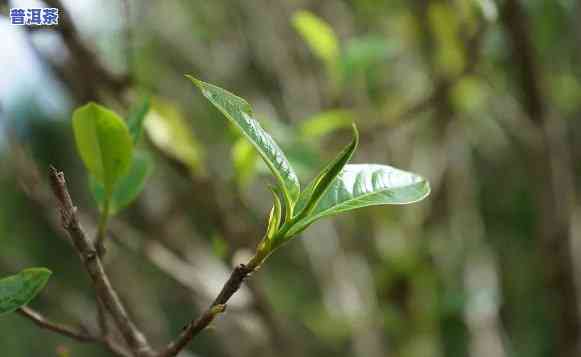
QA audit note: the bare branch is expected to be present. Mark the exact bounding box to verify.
[97,299,111,339]
[48,166,153,357]
[18,307,96,343]
[18,307,131,357]
[157,263,256,357]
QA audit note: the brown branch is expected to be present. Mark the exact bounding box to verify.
[18,307,131,357]
[48,166,153,357]
[97,298,111,339]
[500,0,545,124]
[157,262,258,357]
[18,307,95,343]
[364,20,487,142]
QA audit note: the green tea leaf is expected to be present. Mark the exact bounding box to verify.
[294,125,359,222]
[292,10,339,69]
[72,103,133,194]
[144,97,205,176]
[266,186,284,241]
[0,268,51,316]
[286,164,430,237]
[90,151,154,215]
[187,76,300,210]
[127,96,150,144]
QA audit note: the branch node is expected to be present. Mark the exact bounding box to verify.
[85,251,97,261]
[211,304,227,315]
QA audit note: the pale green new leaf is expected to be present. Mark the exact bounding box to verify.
[0,268,51,316]
[294,125,359,222]
[187,76,301,208]
[72,103,133,194]
[266,186,283,241]
[90,151,154,215]
[287,164,430,237]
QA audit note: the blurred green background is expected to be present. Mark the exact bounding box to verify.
[1,0,581,356]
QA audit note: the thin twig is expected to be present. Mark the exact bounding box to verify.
[157,262,257,357]
[18,307,131,357]
[48,166,153,357]
[18,307,96,343]
[12,149,129,355]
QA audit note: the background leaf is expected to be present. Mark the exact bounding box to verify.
[292,10,339,73]
[72,103,133,194]
[90,151,154,215]
[340,36,398,83]
[0,268,51,316]
[188,76,301,206]
[287,164,430,236]
[299,110,354,140]
[144,97,205,176]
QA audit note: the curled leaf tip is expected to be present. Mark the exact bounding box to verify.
[185,75,202,86]
[351,123,359,150]
[351,122,359,136]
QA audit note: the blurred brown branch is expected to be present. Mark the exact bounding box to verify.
[18,306,96,343]
[19,307,131,356]
[500,1,580,355]
[37,0,130,101]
